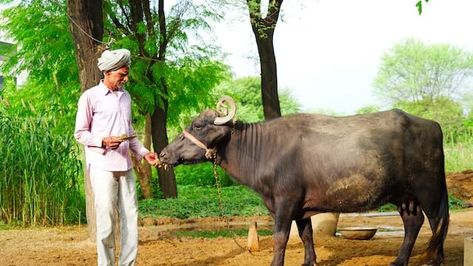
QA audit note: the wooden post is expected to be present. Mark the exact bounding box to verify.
[247,221,260,252]
[465,236,473,266]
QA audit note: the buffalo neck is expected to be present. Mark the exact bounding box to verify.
[217,121,271,190]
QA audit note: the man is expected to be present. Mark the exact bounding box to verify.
[74,48,159,266]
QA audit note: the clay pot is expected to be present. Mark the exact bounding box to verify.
[312,212,340,236]
[289,212,340,238]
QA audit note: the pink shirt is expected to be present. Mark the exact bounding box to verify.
[74,82,149,171]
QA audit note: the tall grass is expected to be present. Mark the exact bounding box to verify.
[0,110,84,226]
[444,141,473,173]
[444,124,473,173]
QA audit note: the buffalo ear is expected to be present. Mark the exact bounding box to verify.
[214,96,236,125]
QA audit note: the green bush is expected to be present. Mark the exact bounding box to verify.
[377,203,397,212]
[140,185,468,219]
[448,194,467,210]
[139,185,268,219]
[174,163,235,187]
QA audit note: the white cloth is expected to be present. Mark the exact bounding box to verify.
[74,82,149,171]
[90,165,138,266]
[97,49,131,72]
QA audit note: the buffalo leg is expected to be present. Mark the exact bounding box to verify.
[296,218,316,266]
[424,216,445,266]
[391,201,424,266]
[271,218,292,266]
[418,191,449,265]
[271,203,295,266]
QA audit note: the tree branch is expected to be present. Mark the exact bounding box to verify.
[109,14,132,36]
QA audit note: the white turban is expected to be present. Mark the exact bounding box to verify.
[97,49,131,72]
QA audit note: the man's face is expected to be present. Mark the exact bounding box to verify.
[104,66,129,90]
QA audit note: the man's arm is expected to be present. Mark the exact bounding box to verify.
[74,93,105,152]
[128,125,160,165]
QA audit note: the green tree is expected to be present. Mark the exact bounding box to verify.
[0,0,230,234]
[1,0,230,200]
[2,0,103,238]
[374,39,473,144]
[374,39,473,104]
[0,0,84,226]
[246,0,283,120]
[0,0,82,136]
[416,0,430,15]
[106,0,230,198]
[1,0,78,87]
[66,0,103,240]
[215,76,300,122]
[356,105,381,115]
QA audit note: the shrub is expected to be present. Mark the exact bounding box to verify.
[174,163,235,187]
[0,108,84,225]
[139,185,268,218]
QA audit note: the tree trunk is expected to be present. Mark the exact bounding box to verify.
[67,0,104,241]
[132,114,154,199]
[148,0,177,199]
[254,32,281,120]
[112,0,178,198]
[67,0,104,92]
[150,100,177,198]
[247,0,283,120]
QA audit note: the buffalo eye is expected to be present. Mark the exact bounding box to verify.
[193,122,204,130]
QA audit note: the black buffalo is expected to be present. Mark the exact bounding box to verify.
[159,97,449,266]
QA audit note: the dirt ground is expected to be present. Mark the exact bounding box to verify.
[447,170,473,206]
[1,171,472,266]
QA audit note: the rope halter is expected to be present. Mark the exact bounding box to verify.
[182,130,216,160]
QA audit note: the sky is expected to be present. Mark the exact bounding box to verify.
[213,0,473,114]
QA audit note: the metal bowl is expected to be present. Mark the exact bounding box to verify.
[338,227,377,240]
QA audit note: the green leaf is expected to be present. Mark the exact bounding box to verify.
[416,1,423,15]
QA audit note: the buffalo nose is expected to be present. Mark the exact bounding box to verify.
[159,151,168,160]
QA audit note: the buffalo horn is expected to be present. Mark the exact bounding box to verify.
[214,96,236,125]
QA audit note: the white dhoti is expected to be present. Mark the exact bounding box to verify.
[90,165,138,266]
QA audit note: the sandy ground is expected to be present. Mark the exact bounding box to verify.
[1,171,472,266]
[0,208,472,266]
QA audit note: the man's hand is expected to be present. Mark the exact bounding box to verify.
[144,152,161,167]
[102,136,123,150]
